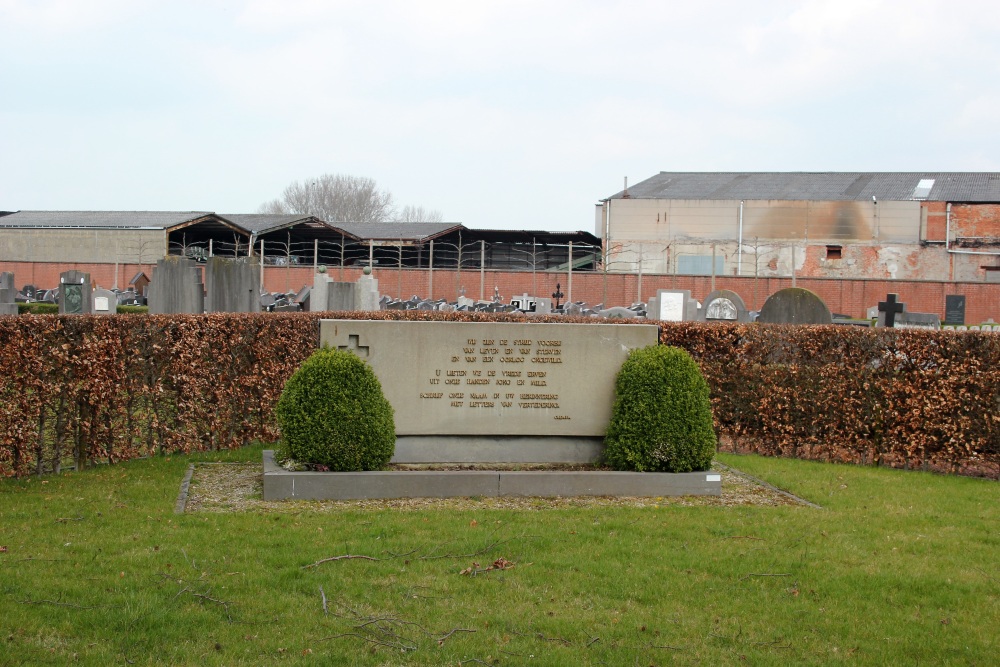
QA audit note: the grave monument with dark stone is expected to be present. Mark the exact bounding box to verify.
[945,295,966,326]
[757,288,832,325]
[58,271,93,315]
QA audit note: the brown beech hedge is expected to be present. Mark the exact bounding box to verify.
[1,312,997,479]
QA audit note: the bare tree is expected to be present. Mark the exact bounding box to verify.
[259,174,396,223]
[394,205,444,223]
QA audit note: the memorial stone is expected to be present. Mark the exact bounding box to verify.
[58,271,93,315]
[649,289,698,322]
[598,306,636,319]
[354,270,380,311]
[757,288,833,325]
[895,312,941,330]
[510,293,536,311]
[205,257,260,313]
[311,269,331,312]
[294,285,311,311]
[0,272,17,315]
[92,288,117,315]
[327,282,356,311]
[699,289,750,322]
[319,319,657,463]
[532,297,552,315]
[945,295,966,325]
[875,293,906,328]
[147,258,204,314]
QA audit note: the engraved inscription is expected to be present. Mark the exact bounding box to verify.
[422,337,565,413]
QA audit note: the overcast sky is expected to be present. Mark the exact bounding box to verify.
[2,0,998,231]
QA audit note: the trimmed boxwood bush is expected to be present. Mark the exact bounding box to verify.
[603,345,717,472]
[275,347,395,471]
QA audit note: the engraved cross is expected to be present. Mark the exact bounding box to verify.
[338,334,370,358]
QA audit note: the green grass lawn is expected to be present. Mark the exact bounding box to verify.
[1,445,996,666]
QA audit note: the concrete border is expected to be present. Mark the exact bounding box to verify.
[263,450,721,501]
[174,464,195,514]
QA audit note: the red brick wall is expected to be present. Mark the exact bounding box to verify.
[3,260,998,324]
[950,203,1000,238]
[0,261,153,292]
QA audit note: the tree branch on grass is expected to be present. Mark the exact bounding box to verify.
[436,628,476,644]
[302,554,383,569]
[18,596,111,609]
[319,632,417,652]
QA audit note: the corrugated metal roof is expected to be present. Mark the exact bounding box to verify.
[219,213,358,237]
[611,172,1000,202]
[336,222,464,241]
[0,211,217,229]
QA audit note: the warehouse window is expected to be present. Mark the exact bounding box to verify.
[825,245,843,260]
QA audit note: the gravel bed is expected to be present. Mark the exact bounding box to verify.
[182,462,813,513]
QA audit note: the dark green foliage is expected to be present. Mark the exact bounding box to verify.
[275,347,395,471]
[116,305,148,314]
[604,345,717,472]
[17,302,58,314]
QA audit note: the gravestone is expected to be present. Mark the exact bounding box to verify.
[19,284,37,301]
[354,269,380,311]
[59,271,93,315]
[945,295,966,325]
[311,269,331,312]
[598,306,636,319]
[876,293,906,328]
[699,289,750,322]
[147,258,204,314]
[0,272,17,315]
[92,288,117,315]
[294,285,311,311]
[757,288,832,325]
[319,319,658,463]
[205,257,260,313]
[328,283,355,311]
[510,293,537,312]
[533,297,552,315]
[894,312,941,330]
[648,289,698,322]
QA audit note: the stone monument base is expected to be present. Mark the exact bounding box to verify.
[392,435,603,464]
[262,450,722,501]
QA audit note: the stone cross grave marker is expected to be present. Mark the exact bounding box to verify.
[877,293,906,328]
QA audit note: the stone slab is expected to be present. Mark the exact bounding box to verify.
[319,319,658,438]
[392,436,603,464]
[262,451,721,500]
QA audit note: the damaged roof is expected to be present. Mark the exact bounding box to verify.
[609,172,1000,202]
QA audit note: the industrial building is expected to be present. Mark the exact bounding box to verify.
[597,172,1000,283]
